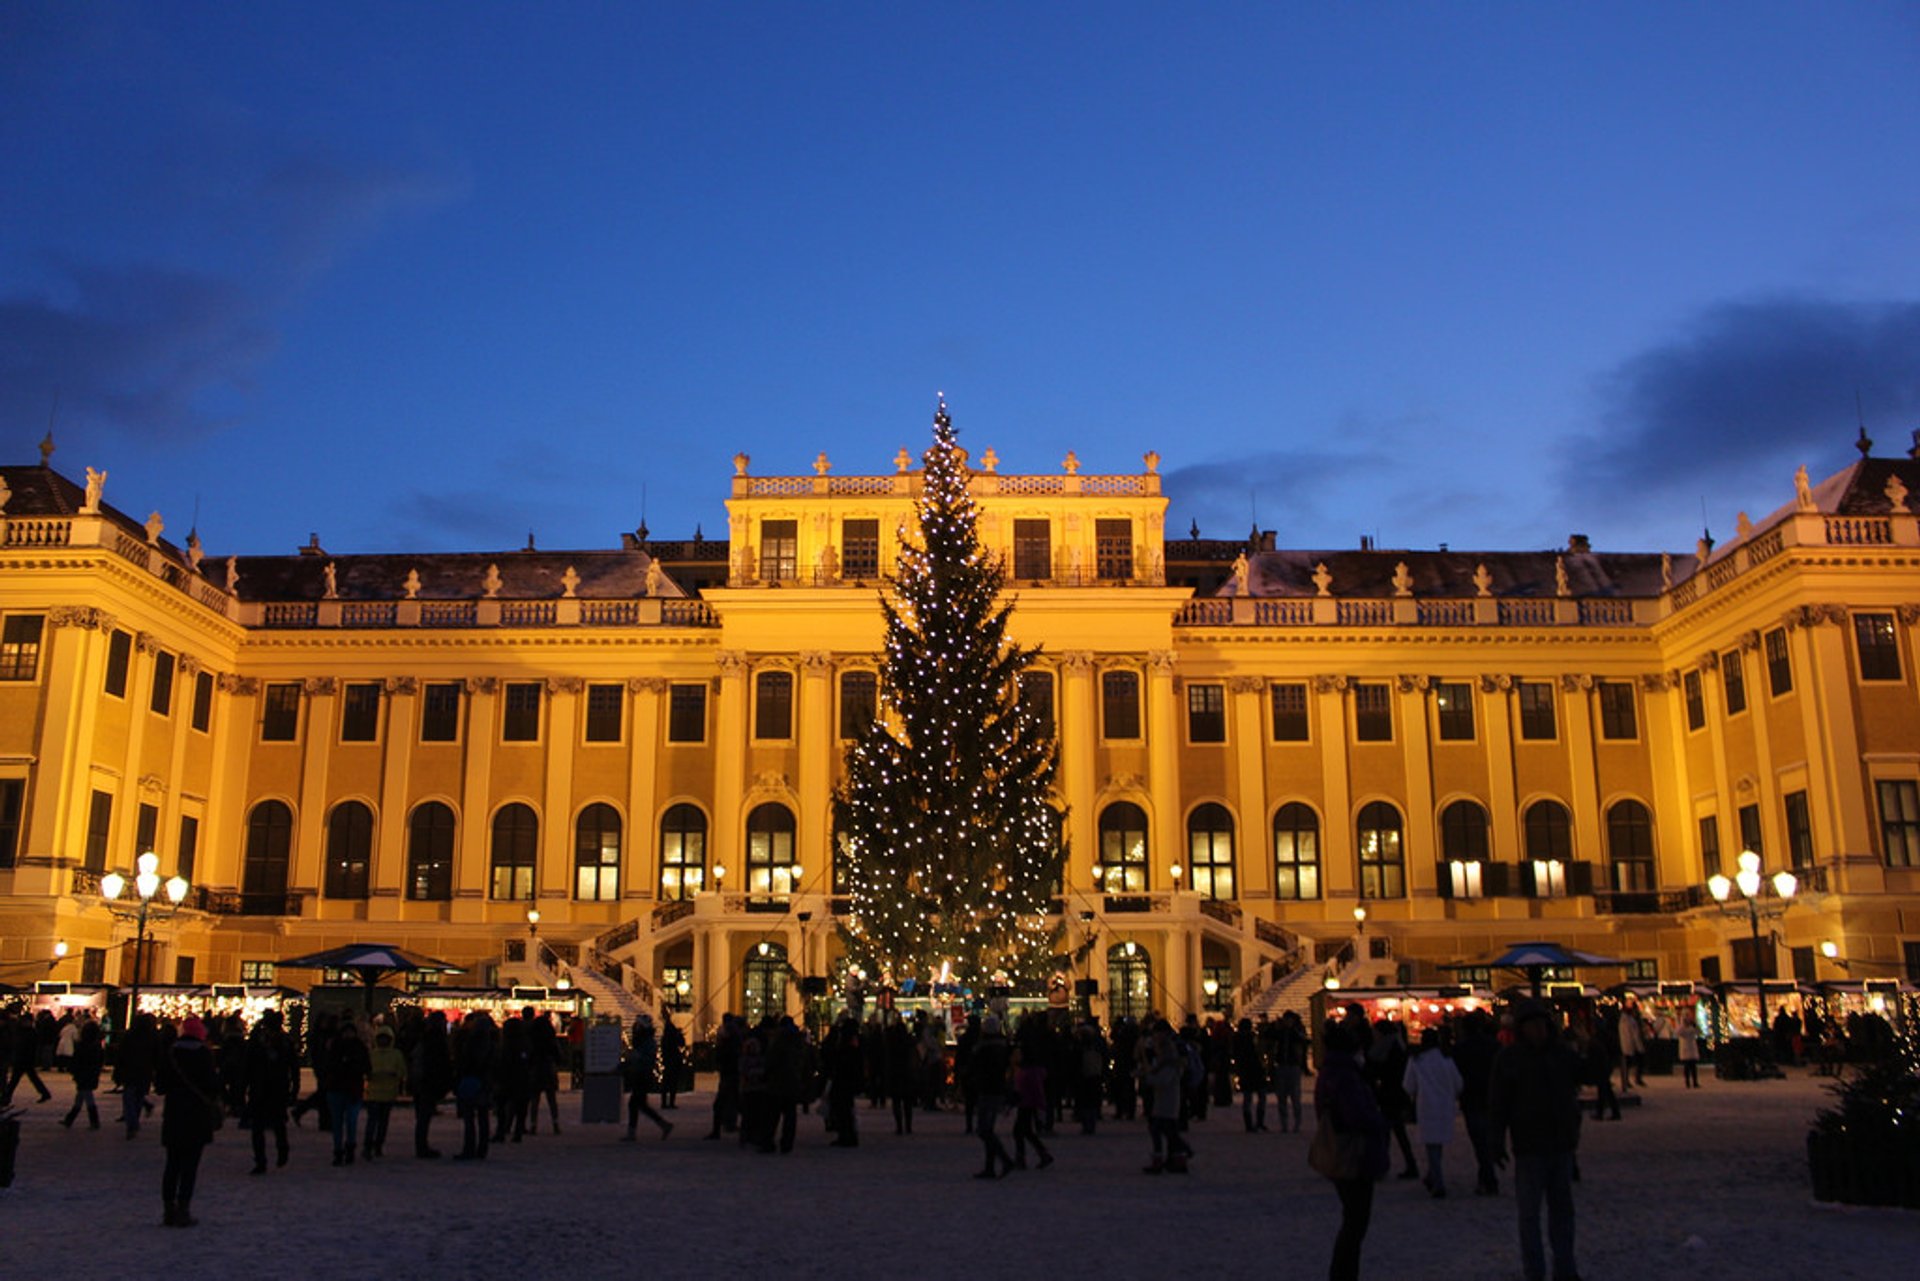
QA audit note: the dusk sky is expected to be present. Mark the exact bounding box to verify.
[5,3,1919,559]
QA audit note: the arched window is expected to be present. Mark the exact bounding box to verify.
[574,803,621,901]
[324,801,374,899]
[1524,800,1573,862]
[242,800,292,908]
[746,802,797,899]
[1356,801,1405,899]
[1273,803,1321,901]
[407,802,455,901]
[1107,942,1152,1022]
[1607,800,1656,893]
[743,941,789,1024]
[1440,800,1490,862]
[490,803,537,901]
[659,804,707,900]
[1097,802,1150,892]
[1186,804,1235,900]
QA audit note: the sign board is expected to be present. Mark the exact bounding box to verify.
[584,1023,623,1076]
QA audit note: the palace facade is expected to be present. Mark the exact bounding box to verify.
[4,435,1920,1032]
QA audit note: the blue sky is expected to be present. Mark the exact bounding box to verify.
[5,3,1919,557]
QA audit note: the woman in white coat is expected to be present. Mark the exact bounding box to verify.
[1402,1026,1464,1197]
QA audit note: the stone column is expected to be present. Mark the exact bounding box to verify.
[1396,675,1434,896]
[711,653,750,886]
[292,677,337,898]
[455,678,498,915]
[797,652,834,886]
[372,677,418,912]
[1314,676,1353,898]
[1059,654,1097,889]
[1146,651,1181,884]
[1229,677,1269,897]
[541,677,582,903]
[627,678,666,900]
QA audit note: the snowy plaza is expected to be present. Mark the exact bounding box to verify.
[4,1069,1917,1279]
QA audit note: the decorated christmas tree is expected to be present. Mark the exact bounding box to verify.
[835,399,1065,990]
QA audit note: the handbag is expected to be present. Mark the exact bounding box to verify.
[1307,1107,1368,1181]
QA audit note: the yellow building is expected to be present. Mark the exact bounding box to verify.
[4,437,1920,1032]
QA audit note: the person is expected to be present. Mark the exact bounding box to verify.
[1233,1017,1269,1132]
[1490,1001,1584,1281]
[492,1013,532,1143]
[1272,1010,1310,1133]
[4,1007,54,1104]
[1366,1020,1420,1179]
[364,1025,407,1159]
[243,1009,297,1173]
[1141,1020,1194,1174]
[621,1015,673,1141]
[453,1011,497,1161]
[1315,1022,1389,1281]
[116,1013,160,1138]
[156,1017,221,1228]
[1403,1026,1464,1197]
[1676,1009,1701,1089]
[763,1017,805,1154]
[1617,999,1647,1091]
[1585,1015,1621,1122]
[526,1010,562,1135]
[825,1016,863,1148]
[1011,1015,1053,1169]
[1072,1021,1106,1135]
[659,1018,686,1110]
[1452,1010,1505,1195]
[410,1010,453,1157]
[966,1014,1014,1178]
[322,1019,371,1166]
[61,1021,105,1129]
[885,1016,918,1136]
[706,1015,741,1139]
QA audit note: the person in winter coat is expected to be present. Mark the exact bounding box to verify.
[1271,1010,1310,1133]
[1314,1022,1390,1281]
[156,1017,222,1228]
[885,1017,918,1136]
[1366,1020,1421,1180]
[62,1021,106,1129]
[243,1009,298,1173]
[1617,999,1648,1091]
[1676,1009,1701,1089]
[1141,1020,1194,1174]
[363,1025,407,1159]
[409,1010,454,1158]
[322,1020,372,1166]
[4,1007,54,1104]
[1402,1026,1465,1197]
[621,1015,673,1141]
[1489,1001,1584,1281]
[762,1017,805,1153]
[1232,1017,1269,1132]
[1451,1010,1506,1195]
[966,1015,1014,1178]
[659,1018,687,1110]
[452,1011,497,1161]
[116,1013,160,1138]
[1011,1015,1053,1169]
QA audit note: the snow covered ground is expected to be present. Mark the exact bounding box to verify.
[4,1069,1916,1279]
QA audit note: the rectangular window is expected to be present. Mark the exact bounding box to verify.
[1877,779,1920,868]
[502,682,542,741]
[0,614,44,680]
[1784,790,1813,870]
[667,683,707,742]
[584,684,624,742]
[1738,803,1763,860]
[340,682,381,742]
[1791,945,1817,985]
[1353,683,1392,742]
[261,683,301,741]
[104,629,132,697]
[149,651,175,715]
[839,671,878,739]
[1270,683,1308,742]
[0,778,23,868]
[174,956,196,984]
[240,960,277,985]
[177,814,199,881]
[1598,681,1637,740]
[81,947,105,984]
[1683,670,1705,730]
[1101,670,1141,739]
[1186,683,1226,743]
[135,802,158,859]
[1517,682,1556,740]
[760,519,798,582]
[1013,519,1051,580]
[1018,671,1054,737]
[841,518,880,580]
[190,670,213,732]
[421,682,461,742]
[1721,650,1747,716]
[1765,627,1792,696]
[1698,814,1722,879]
[1446,859,1484,899]
[1700,955,1722,984]
[1856,612,1902,681]
[755,671,793,740]
[1731,936,1778,981]
[83,789,112,871]
[1626,958,1659,982]
[1434,682,1474,741]
[1094,519,1133,581]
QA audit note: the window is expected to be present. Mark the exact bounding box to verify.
[840,671,878,739]
[1524,800,1573,863]
[659,804,707,900]
[1356,801,1405,898]
[1186,803,1235,900]
[83,789,112,871]
[1270,683,1308,741]
[743,941,789,1024]
[1013,519,1051,580]
[667,683,707,742]
[262,682,301,741]
[0,614,44,680]
[0,778,22,868]
[135,802,158,859]
[1765,627,1792,696]
[1721,650,1747,716]
[1700,955,1722,984]
[1353,684,1391,742]
[1447,859,1484,899]
[1097,802,1150,892]
[584,684,623,742]
[760,519,798,582]
[421,683,461,742]
[175,956,196,984]
[574,803,621,901]
[1434,682,1474,741]
[1102,671,1141,739]
[490,803,538,900]
[242,801,293,903]
[1440,799,1490,861]
[841,518,880,580]
[325,802,374,899]
[240,961,277,985]
[1855,613,1902,681]
[104,629,131,697]
[340,682,381,742]
[190,671,213,733]
[1698,814,1723,879]
[1791,945,1817,985]
[1607,800,1656,893]
[150,651,175,715]
[407,802,455,901]
[177,815,199,881]
[1626,958,1660,982]
[1738,803,1763,861]
[1784,791,1814,870]
[1731,936,1778,981]
[746,802,798,898]
[1905,941,1920,986]
[1094,518,1133,581]
[1682,670,1705,730]
[755,670,794,739]
[1877,780,1920,868]
[1598,682,1636,740]
[1018,670,1054,736]
[1107,944,1152,1023]
[1272,803,1320,900]
[502,683,541,741]
[1187,683,1226,743]
[1518,682,1556,739]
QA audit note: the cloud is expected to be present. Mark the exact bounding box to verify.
[1162,445,1387,543]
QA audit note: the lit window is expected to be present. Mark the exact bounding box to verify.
[1434,682,1473,741]
[0,615,44,681]
[1855,613,1901,681]
[1356,801,1404,898]
[1186,683,1225,743]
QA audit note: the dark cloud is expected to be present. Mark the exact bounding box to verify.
[1161,445,1386,543]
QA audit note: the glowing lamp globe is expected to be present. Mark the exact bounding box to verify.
[165,875,189,904]
[1707,874,1732,902]
[100,872,126,900]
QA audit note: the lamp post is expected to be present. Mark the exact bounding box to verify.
[100,851,190,1027]
[1707,849,1797,1050]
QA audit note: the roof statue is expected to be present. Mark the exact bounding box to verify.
[561,565,580,598]
[1554,556,1570,598]
[483,563,502,599]
[1735,511,1753,540]
[0,473,11,514]
[1392,561,1414,597]
[894,447,912,473]
[404,568,422,600]
[1887,473,1910,515]
[1143,450,1160,474]
[979,447,999,473]
[1228,552,1250,595]
[813,451,831,476]
[80,466,106,514]
[144,511,164,545]
[1473,562,1493,597]
[224,556,239,594]
[1661,552,1673,591]
[1795,464,1816,512]
[1312,561,1333,597]
[1062,450,1081,475]
[645,557,666,597]
[733,452,750,476]
[186,529,203,571]
[322,561,339,599]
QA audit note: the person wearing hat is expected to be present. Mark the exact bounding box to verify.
[363,1024,408,1159]
[1489,1000,1585,1281]
[157,1016,222,1227]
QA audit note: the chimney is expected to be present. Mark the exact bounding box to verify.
[298,533,326,557]
[1568,533,1591,553]
[1360,535,1374,552]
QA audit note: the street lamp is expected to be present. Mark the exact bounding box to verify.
[526,907,541,936]
[100,850,190,1026]
[1707,848,1797,1049]
[1353,904,1368,932]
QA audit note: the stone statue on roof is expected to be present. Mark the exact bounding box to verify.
[1392,562,1414,598]
[186,530,203,571]
[1554,556,1570,598]
[1886,473,1909,514]
[561,565,580,598]
[0,473,11,513]
[645,557,666,598]
[81,467,106,514]
[1794,464,1816,512]
[224,557,239,594]
[323,561,339,600]
[1312,562,1333,597]
[483,563,502,599]
[1473,563,1493,598]
[144,511,164,545]
[1228,552,1250,595]
[1661,552,1673,591]
[404,568,422,600]
[1735,511,1752,540]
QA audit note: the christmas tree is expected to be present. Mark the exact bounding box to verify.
[835,398,1065,991]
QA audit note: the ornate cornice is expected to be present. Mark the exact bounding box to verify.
[1395,673,1430,694]
[1059,651,1094,673]
[1227,675,1264,694]
[1147,650,1178,673]
[217,674,258,696]
[799,650,833,672]
[1559,673,1594,693]
[1312,674,1349,694]
[1478,673,1514,693]
[715,650,749,675]
[133,630,161,655]
[47,605,114,632]
[302,677,337,696]
[464,676,498,695]
[629,676,669,694]
[546,676,585,695]
[383,676,419,696]
[1638,672,1672,693]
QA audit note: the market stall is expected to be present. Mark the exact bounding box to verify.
[400,984,593,1025]
[1313,985,1495,1039]
[26,980,112,1022]
[131,983,305,1032]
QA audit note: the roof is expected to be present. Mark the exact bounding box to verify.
[226,549,682,602]
[1225,549,1684,599]
[0,462,218,587]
